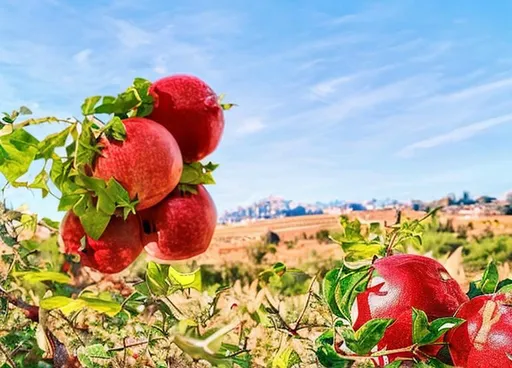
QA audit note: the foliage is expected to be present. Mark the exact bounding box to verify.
[1,81,511,367]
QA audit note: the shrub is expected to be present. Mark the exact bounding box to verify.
[315,229,331,244]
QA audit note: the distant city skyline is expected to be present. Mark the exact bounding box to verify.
[2,1,512,221]
[219,190,507,223]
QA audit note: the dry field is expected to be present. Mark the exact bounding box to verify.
[190,210,512,268]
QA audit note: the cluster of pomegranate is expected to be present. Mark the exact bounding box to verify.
[349,254,512,367]
[59,75,222,274]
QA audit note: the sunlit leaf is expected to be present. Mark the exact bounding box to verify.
[167,266,202,293]
[272,347,301,368]
[13,271,71,284]
[0,129,40,182]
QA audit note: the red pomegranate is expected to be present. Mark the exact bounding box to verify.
[352,254,468,365]
[59,211,144,274]
[446,292,512,368]
[93,117,183,210]
[140,185,217,261]
[148,75,225,162]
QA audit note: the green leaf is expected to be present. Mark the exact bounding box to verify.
[167,266,202,294]
[28,169,50,197]
[78,205,111,240]
[353,318,394,353]
[0,128,40,182]
[315,343,352,368]
[180,162,218,186]
[259,262,288,282]
[74,120,100,170]
[218,94,237,111]
[323,266,371,322]
[75,175,136,218]
[272,262,287,276]
[105,177,134,209]
[132,78,154,117]
[80,296,122,317]
[13,271,71,284]
[94,88,141,116]
[203,161,220,172]
[272,347,301,368]
[40,294,121,317]
[413,308,465,346]
[478,261,499,294]
[146,262,169,296]
[497,279,512,293]
[102,116,126,141]
[59,193,82,211]
[77,344,113,368]
[41,217,60,230]
[40,296,86,315]
[420,317,465,345]
[341,242,385,262]
[66,141,76,156]
[323,268,344,318]
[412,308,430,344]
[19,106,32,115]
[342,318,394,355]
[19,213,37,236]
[50,156,72,191]
[122,291,148,316]
[467,281,483,299]
[220,103,237,111]
[178,183,199,194]
[334,267,369,322]
[36,125,72,160]
[81,96,102,116]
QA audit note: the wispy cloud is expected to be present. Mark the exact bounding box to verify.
[111,19,152,48]
[73,49,92,65]
[441,77,512,101]
[398,114,512,157]
[235,117,266,136]
[309,64,399,99]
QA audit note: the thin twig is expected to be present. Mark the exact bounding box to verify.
[54,310,85,346]
[0,343,16,367]
[225,349,250,358]
[293,274,318,332]
[265,295,297,336]
[0,285,39,322]
[108,337,165,352]
[163,295,184,317]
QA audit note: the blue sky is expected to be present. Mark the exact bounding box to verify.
[1,0,512,220]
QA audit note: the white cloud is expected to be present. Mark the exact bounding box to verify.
[73,49,91,65]
[236,117,265,135]
[153,65,167,75]
[112,19,152,48]
[326,14,360,26]
[309,64,399,99]
[442,77,512,101]
[410,41,452,62]
[398,113,512,157]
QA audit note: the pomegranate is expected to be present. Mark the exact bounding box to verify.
[148,75,225,162]
[140,185,216,261]
[446,292,512,368]
[59,211,144,274]
[352,254,468,364]
[93,117,183,210]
